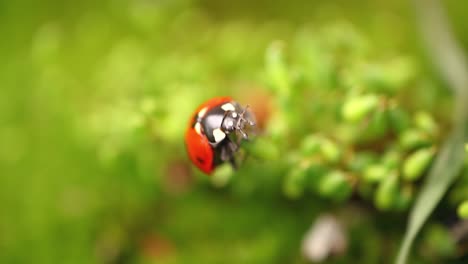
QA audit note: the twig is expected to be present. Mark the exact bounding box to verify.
[412,0,468,123]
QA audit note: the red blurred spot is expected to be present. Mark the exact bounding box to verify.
[140,234,175,260]
[237,87,273,131]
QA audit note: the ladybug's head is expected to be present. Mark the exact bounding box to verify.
[221,105,256,139]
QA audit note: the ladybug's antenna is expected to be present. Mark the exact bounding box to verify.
[241,105,255,126]
[235,105,255,139]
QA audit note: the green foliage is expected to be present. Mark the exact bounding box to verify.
[396,114,467,264]
[262,26,448,217]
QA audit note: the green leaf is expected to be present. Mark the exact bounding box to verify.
[414,111,439,136]
[342,94,380,123]
[318,170,352,201]
[363,163,389,183]
[458,200,468,219]
[402,147,436,181]
[374,171,399,210]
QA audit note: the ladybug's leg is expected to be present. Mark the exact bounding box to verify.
[228,156,238,170]
[219,138,237,161]
[237,130,248,140]
[219,138,239,169]
[241,105,256,126]
[227,138,239,153]
[226,138,239,170]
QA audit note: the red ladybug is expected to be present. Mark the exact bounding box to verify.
[185,97,255,174]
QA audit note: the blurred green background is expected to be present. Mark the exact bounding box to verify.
[1,0,467,263]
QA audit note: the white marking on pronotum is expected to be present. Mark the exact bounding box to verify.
[198,107,208,118]
[221,103,235,111]
[213,128,226,142]
[231,112,238,118]
[194,122,202,135]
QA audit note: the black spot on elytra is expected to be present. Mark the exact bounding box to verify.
[196,157,205,164]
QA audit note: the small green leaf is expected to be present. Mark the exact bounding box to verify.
[374,172,399,210]
[342,94,380,123]
[458,200,468,219]
[300,134,323,156]
[320,138,341,164]
[402,147,436,181]
[398,129,431,151]
[318,170,352,201]
[363,164,388,183]
[414,111,438,136]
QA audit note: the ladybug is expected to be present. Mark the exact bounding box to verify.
[185,97,256,174]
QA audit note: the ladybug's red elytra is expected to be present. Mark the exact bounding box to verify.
[185,97,256,174]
